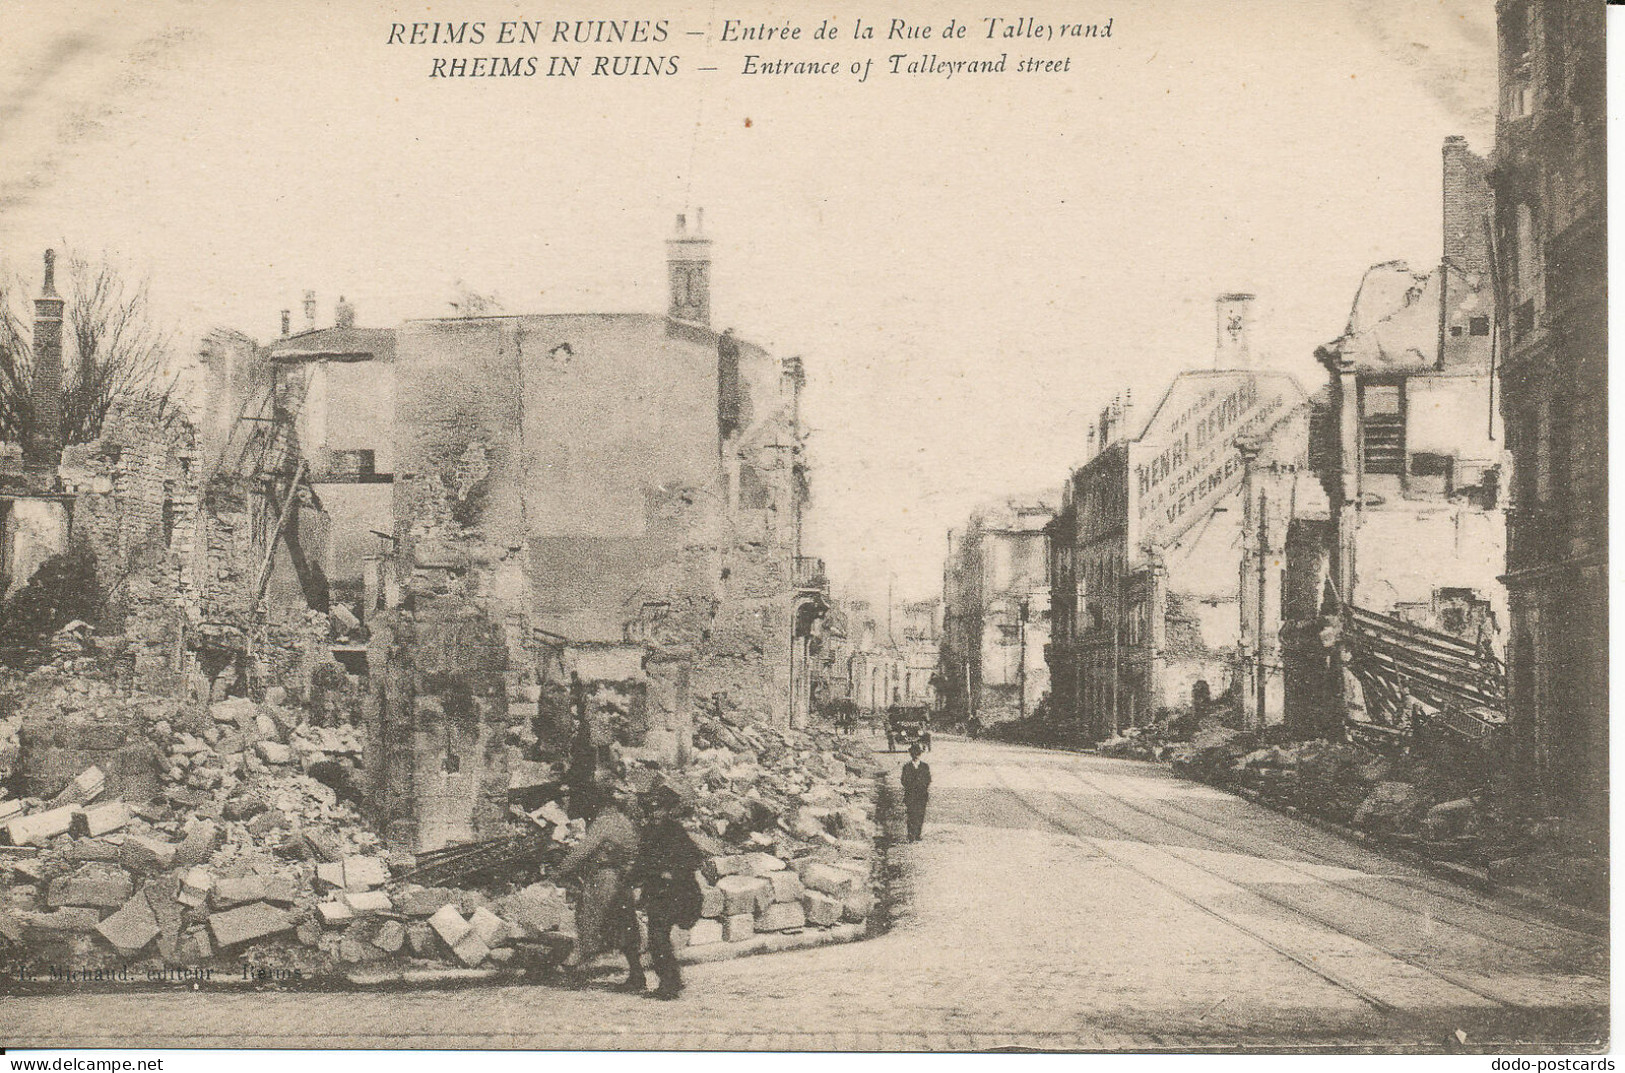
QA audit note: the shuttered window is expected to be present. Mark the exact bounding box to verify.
[1360,383,1405,476]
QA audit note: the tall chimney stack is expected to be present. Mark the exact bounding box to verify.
[666,210,712,325]
[280,310,291,337]
[335,295,356,329]
[1441,136,1491,275]
[1215,293,1255,368]
[24,250,65,483]
[303,290,317,333]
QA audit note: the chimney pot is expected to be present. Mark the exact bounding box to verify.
[280,310,291,337]
[335,295,356,329]
[303,290,317,332]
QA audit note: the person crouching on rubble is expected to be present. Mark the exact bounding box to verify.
[627,784,705,999]
[557,783,641,980]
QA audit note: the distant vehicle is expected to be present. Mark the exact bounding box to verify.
[885,705,932,752]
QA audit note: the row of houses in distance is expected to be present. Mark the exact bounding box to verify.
[932,0,1606,842]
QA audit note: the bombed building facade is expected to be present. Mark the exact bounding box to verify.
[1281,137,1511,748]
[1045,308,1312,742]
[366,216,823,849]
[941,500,1052,724]
[2,217,825,856]
[1489,0,1607,835]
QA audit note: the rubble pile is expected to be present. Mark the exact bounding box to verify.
[670,709,884,949]
[1166,725,1606,911]
[0,665,888,983]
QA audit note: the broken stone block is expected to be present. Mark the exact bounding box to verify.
[66,838,123,863]
[304,830,344,862]
[715,875,773,915]
[211,697,257,724]
[339,936,367,963]
[451,931,490,966]
[177,927,213,962]
[343,855,390,891]
[246,810,289,840]
[685,918,724,946]
[223,792,270,822]
[71,802,131,838]
[429,904,471,947]
[256,741,293,766]
[5,805,77,846]
[467,905,507,946]
[373,919,407,953]
[295,921,321,947]
[739,851,787,876]
[344,890,392,914]
[212,876,271,909]
[254,714,281,742]
[722,913,754,943]
[756,902,806,932]
[314,861,346,891]
[208,902,293,949]
[51,766,106,806]
[799,862,859,899]
[121,835,179,873]
[260,877,299,906]
[144,876,184,942]
[178,868,213,908]
[397,887,457,917]
[842,890,873,924]
[802,890,842,927]
[702,855,747,883]
[96,894,161,956]
[317,901,354,926]
[766,871,804,903]
[406,921,435,956]
[24,907,102,938]
[699,881,725,919]
[54,873,134,910]
[173,821,221,868]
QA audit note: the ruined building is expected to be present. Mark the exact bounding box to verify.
[1282,136,1510,746]
[941,500,1052,724]
[1489,0,1606,834]
[366,215,824,850]
[1047,298,1313,741]
[0,248,345,727]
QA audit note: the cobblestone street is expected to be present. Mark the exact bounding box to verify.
[3,737,1608,1052]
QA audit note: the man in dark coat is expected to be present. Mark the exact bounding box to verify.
[628,784,705,999]
[900,743,931,842]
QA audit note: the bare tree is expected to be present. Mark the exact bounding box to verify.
[0,250,175,447]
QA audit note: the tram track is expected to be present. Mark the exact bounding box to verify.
[1054,762,1609,975]
[988,763,1536,1018]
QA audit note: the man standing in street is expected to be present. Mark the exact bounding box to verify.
[901,743,932,842]
[628,783,706,999]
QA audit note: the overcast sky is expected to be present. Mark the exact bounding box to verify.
[0,0,1497,607]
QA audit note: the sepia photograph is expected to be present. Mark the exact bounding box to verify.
[0,0,1609,1057]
